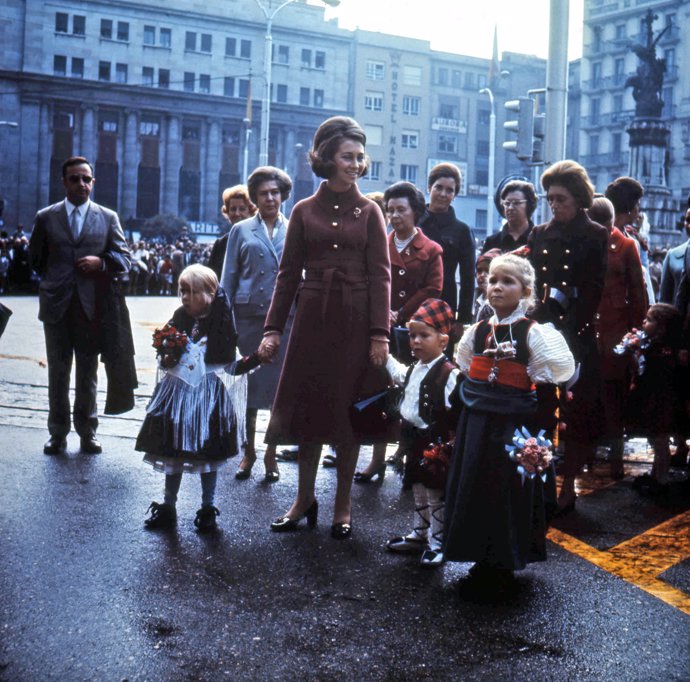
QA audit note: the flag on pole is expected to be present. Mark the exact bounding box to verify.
[488,25,499,87]
[245,77,252,125]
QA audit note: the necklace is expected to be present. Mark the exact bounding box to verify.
[483,321,518,386]
[394,229,416,253]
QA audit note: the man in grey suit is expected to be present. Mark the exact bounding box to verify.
[29,156,131,454]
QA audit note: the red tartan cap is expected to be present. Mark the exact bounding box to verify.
[409,298,454,334]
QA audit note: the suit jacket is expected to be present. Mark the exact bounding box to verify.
[659,239,689,307]
[220,213,287,320]
[29,200,131,323]
[388,228,443,324]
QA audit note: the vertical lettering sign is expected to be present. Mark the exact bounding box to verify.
[388,51,401,180]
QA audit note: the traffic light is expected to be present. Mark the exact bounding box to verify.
[531,112,546,164]
[503,96,534,161]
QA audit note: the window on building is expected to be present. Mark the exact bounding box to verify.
[142,66,154,86]
[612,132,622,155]
[158,69,170,88]
[437,67,448,86]
[614,58,625,84]
[100,19,112,39]
[275,45,289,64]
[366,126,383,146]
[314,89,324,108]
[589,134,599,155]
[72,14,85,35]
[590,97,600,123]
[98,61,111,81]
[140,120,160,136]
[276,84,288,103]
[476,139,489,156]
[366,60,385,80]
[160,28,171,48]
[664,48,675,68]
[615,23,625,40]
[200,33,212,53]
[367,161,382,181]
[613,94,623,114]
[452,70,462,88]
[55,12,69,33]
[301,48,312,67]
[185,31,197,51]
[403,65,422,86]
[199,74,211,93]
[300,87,311,106]
[439,134,457,153]
[464,72,475,89]
[315,51,325,69]
[54,55,67,76]
[115,63,128,83]
[225,37,236,56]
[224,77,235,97]
[183,72,195,92]
[71,57,84,78]
[239,79,250,98]
[665,13,676,28]
[439,102,458,119]
[100,117,118,133]
[477,74,487,89]
[240,39,251,59]
[402,95,421,116]
[477,108,490,126]
[401,130,419,149]
[475,209,487,228]
[662,86,673,117]
[592,25,602,52]
[592,61,602,86]
[400,164,418,184]
[144,25,155,45]
[364,91,384,112]
[117,21,129,41]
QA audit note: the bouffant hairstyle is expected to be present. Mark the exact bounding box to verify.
[247,167,292,205]
[500,180,539,217]
[309,116,368,179]
[383,181,427,223]
[588,196,615,229]
[647,303,683,348]
[427,163,461,196]
[604,176,644,215]
[62,156,94,177]
[541,160,595,209]
[221,184,256,217]
[178,263,218,298]
[489,253,537,310]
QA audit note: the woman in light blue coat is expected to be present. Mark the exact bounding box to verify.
[220,167,294,481]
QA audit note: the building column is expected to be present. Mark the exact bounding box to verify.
[80,106,96,163]
[35,101,51,213]
[121,110,138,221]
[162,115,180,215]
[204,118,221,222]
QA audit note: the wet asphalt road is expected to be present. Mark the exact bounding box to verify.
[1,295,689,681]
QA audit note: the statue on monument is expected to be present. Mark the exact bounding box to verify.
[625,10,669,118]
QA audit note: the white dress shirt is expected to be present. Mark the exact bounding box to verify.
[64,198,90,239]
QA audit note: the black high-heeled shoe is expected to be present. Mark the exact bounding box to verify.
[235,450,256,480]
[270,499,318,532]
[330,520,352,540]
[353,463,386,484]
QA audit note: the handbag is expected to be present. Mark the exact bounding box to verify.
[349,382,403,442]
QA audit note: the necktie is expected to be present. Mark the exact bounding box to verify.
[70,207,80,240]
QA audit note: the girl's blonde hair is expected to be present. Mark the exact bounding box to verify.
[489,254,537,310]
[178,264,218,297]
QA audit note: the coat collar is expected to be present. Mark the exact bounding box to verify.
[388,228,430,266]
[314,181,364,213]
[249,212,286,263]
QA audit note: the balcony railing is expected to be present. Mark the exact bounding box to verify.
[578,151,630,168]
[580,109,636,128]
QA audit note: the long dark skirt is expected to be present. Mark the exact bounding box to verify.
[444,406,557,571]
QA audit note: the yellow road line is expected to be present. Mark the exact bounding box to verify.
[547,524,690,616]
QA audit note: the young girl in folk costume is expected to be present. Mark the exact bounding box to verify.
[135,264,262,533]
[385,299,461,568]
[622,303,684,495]
[444,254,574,583]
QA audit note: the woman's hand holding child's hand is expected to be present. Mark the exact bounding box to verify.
[258,333,281,363]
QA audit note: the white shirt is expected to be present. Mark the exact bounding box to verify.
[259,213,286,245]
[65,198,90,238]
[386,353,460,429]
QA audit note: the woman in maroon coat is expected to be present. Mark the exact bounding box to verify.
[588,197,647,478]
[355,181,443,482]
[259,117,391,539]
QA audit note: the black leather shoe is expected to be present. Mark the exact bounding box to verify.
[44,436,67,455]
[194,506,220,533]
[80,436,102,454]
[144,502,177,530]
[330,521,352,540]
[270,499,318,532]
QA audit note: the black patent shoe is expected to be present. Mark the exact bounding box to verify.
[354,463,386,484]
[271,499,318,532]
[80,436,102,454]
[194,506,220,533]
[144,502,177,530]
[330,521,352,540]
[43,436,67,455]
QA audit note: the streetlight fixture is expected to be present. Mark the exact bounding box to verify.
[253,0,340,166]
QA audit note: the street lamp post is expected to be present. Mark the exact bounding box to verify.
[479,88,496,235]
[253,0,339,166]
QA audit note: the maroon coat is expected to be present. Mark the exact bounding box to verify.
[596,227,647,380]
[264,182,391,446]
[389,228,443,324]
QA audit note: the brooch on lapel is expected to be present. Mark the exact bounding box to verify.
[353,207,361,219]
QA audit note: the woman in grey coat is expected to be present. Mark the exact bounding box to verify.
[220,167,294,481]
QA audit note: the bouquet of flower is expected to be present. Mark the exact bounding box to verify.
[505,427,553,482]
[421,438,452,481]
[613,328,649,375]
[152,323,189,368]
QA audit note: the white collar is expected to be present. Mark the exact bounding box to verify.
[65,198,90,215]
[259,213,286,232]
[416,353,445,370]
[489,298,530,325]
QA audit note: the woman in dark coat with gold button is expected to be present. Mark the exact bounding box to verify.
[527,160,608,513]
[259,117,391,539]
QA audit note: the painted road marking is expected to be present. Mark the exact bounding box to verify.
[548,510,690,616]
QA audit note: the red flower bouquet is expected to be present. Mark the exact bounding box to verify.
[505,427,553,481]
[613,328,649,376]
[152,323,189,368]
[421,439,452,481]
